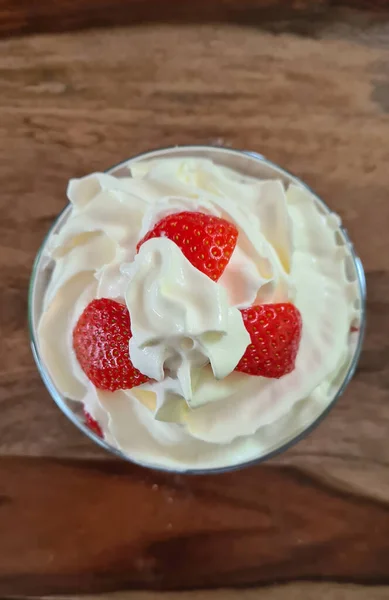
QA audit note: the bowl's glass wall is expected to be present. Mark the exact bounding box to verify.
[29,146,366,473]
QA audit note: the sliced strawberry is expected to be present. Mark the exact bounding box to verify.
[136,211,238,281]
[73,298,149,392]
[84,410,103,438]
[236,303,302,378]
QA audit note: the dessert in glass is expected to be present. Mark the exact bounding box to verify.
[29,146,366,473]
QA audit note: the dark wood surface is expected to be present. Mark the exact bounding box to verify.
[1,1,389,598]
[0,0,389,38]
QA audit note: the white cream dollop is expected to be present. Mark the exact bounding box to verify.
[37,156,361,471]
[123,237,250,406]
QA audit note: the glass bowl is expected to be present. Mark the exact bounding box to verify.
[28,146,366,473]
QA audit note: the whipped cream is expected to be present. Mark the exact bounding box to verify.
[38,156,361,470]
[124,237,250,403]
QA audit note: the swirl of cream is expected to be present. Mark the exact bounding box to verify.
[122,237,250,406]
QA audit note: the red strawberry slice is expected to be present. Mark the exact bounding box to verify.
[73,298,149,392]
[136,211,238,281]
[236,303,302,378]
[84,410,103,438]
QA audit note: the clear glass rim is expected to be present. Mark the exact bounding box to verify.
[28,145,367,475]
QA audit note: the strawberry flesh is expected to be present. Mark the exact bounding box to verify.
[236,303,302,378]
[73,298,149,392]
[136,211,238,281]
[84,410,103,438]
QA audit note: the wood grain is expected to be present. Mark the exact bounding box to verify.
[1,5,389,599]
[38,589,389,600]
[1,458,389,596]
[0,0,389,39]
[36,588,389,600]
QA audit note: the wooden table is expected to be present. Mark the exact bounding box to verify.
[1,1,389,598]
